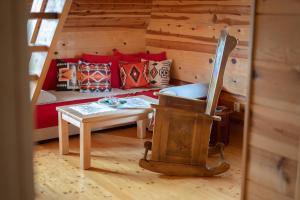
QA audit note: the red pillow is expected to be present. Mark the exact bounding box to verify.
[141,51,167,61]
[42,58,80,91]
[119,61,149,89]
[82,54,120,88]
[113,50,143,62]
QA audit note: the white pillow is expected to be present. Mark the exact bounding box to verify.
[37,90,57,105]
[142,59,172,87]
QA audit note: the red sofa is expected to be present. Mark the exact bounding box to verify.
[34,60,159,141]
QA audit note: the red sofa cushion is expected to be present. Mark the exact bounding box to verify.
[82,54,121,88]
[141,51,167,61]
[113,50,143,62]
[42,58,81,91]
[113,50,167,62]
[35,90,159,129]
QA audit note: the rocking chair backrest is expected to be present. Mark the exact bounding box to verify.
[205,31,237,116]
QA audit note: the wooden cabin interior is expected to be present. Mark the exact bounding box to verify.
[0,0,299,200]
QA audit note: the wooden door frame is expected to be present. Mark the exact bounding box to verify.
[240,0,256,199]
[0,0,34,199]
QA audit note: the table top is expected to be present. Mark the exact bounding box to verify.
[56,95,158,123]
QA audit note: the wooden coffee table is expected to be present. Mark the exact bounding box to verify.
[56,95,157,170]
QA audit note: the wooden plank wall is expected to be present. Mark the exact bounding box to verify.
[53,0,152,58]
[146,0,251,112]
[243,0,300,199]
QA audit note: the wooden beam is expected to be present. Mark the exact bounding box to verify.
[31,0,73,104]
[29,45,49,52]
[29,12,60,19]
[30,0,48,44]
[29,74,39,81]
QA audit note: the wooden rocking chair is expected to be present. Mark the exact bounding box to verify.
[139,31,237,176]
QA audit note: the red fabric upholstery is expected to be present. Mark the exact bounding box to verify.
[141,51,167,61]
[113,50,143,62]
[35,90,159,129]
[42,58,81,91]
[82,54,121,88]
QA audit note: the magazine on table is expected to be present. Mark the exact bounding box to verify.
[98,97,152,109]
[70,103,116,115]
[117,98,151,109]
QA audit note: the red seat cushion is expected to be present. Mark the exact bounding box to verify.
[35,90,159,129]
[82,54,121,88]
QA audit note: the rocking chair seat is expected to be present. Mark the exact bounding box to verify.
[159,83,208,99]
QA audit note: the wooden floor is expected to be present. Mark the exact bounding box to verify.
[34,122,243,200]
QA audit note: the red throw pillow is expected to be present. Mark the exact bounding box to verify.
[119,61,149,89]
[141,51,167,61]
[42,58,80,91]
[113,49,143,63]
[82,54,120,88]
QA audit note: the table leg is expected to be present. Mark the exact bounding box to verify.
[80,122,91,170]
[58,113,69,155]
[137,119,147,139]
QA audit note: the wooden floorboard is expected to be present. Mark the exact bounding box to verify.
[34,123,243,200]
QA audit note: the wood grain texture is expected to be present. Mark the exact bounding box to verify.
[146,0,251,97]
[34,123,244,200]
[53,29,147,58]
[58,112,69,155]
[243,0,300,199]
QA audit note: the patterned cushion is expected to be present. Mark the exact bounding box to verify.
[81,54,121,88]
[56,59,79,91]
[119,61,149,89]
[78,61,112,93]
[144,59,172,87]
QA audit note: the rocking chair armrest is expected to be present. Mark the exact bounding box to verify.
[152,104,221,121]
[155,92,207,104]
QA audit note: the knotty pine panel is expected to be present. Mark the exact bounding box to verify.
[55,0,152,58]
[243,0,300,199]
[53,29,147,58]
[247,146,298,198]
[146,0,251,99]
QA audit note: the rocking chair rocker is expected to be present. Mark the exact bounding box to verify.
[139,31,237,176]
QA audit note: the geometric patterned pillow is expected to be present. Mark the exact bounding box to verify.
[144,59,172,87]
[77,61,112,93]
[119,61,149,89]
[56,59,79,91]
